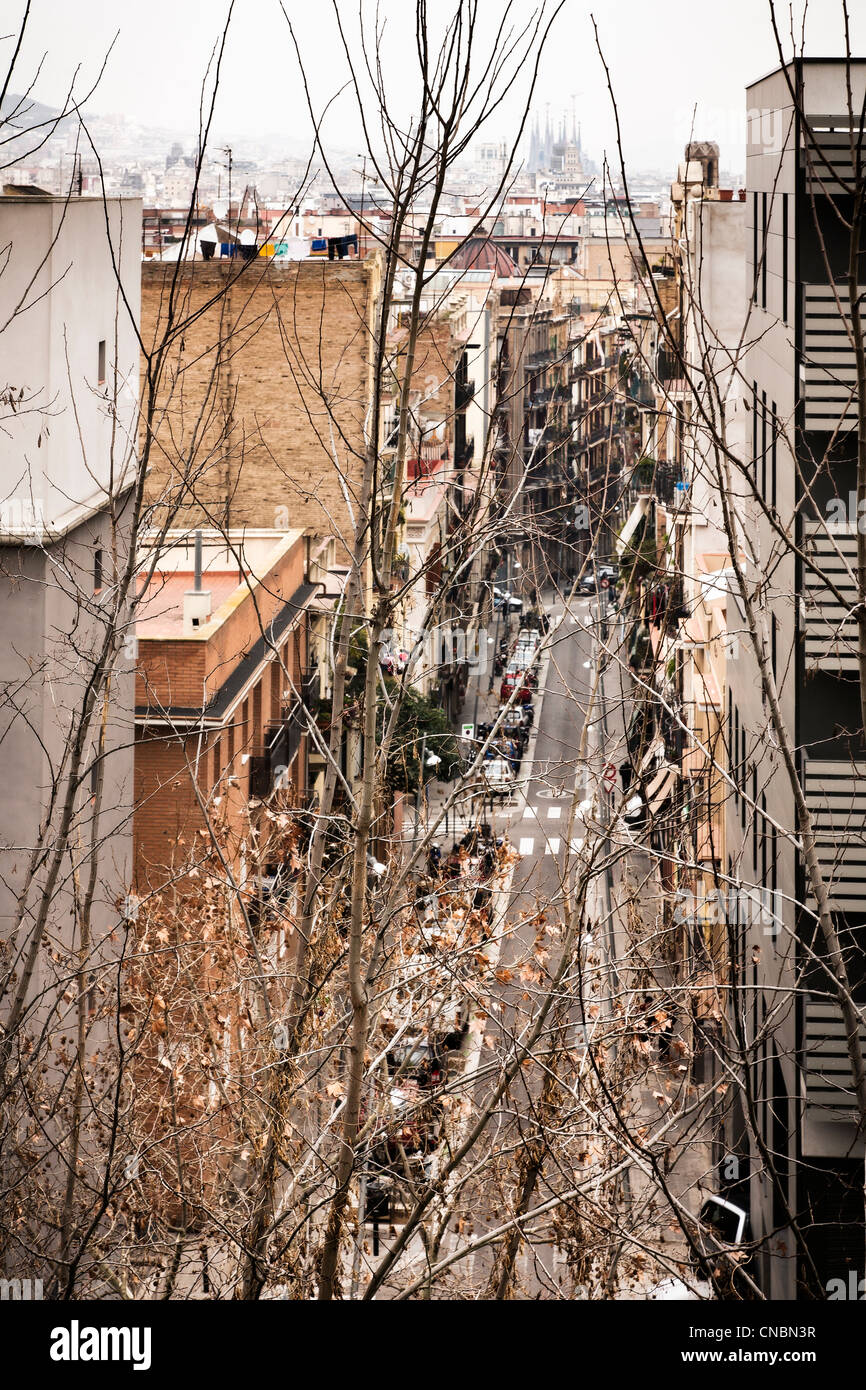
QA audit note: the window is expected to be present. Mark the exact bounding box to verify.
[761,389,767,496]
[741,726,747,831]
[770,822,779,944]
[94,547,103,591]
[770,402,777,510]
[97,339,106,387]
[752,192,758,305]
[213,736,221,786]
[761,192,768,309]
[752,382,758,474]
[781,195,788,323]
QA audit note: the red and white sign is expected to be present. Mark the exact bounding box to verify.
[602,761,617,792]
[600,576,610,590]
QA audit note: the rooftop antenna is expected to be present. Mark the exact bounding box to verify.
[220,145,233,229]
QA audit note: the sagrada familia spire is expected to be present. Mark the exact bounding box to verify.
[527,105,589,179]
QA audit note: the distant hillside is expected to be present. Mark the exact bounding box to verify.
[1,92,72,168]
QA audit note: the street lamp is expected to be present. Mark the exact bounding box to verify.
[412,738,441,847]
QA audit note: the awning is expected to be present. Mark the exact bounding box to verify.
[646,764,679,819]
[616,495,650,555]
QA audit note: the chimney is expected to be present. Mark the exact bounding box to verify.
[183,531,212,633]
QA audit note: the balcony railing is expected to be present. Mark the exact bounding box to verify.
[803,756,866,912]
[803,994,866,1154]
[302,665,321,708]
[802,520,858,673]
[455,378,475,411]
[250,710,305,798]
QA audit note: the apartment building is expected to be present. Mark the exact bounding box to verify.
[725,59,866,1297]
[0,193,141,1277]
[133,529,316,895]
[140,254,382,565]
[0,190,141,991]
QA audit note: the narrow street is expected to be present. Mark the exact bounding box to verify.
[391,593,605,1297]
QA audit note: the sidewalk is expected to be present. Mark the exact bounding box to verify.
[411,600,549,852]
[591,603,714,1292]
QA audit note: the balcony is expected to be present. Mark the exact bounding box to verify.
[249,710,304,798]
[803,994,866,1157]
[456,436,475,467]
[455,378,475,412]
[527,346,555,367]
[302,664,321,708]
[656,462,688,510]
[407,441,450,479]
[802,756,866,912]
[625,370,656,407]
[802,282,865,430]
[802,520,858,673]
[574,425,610,451]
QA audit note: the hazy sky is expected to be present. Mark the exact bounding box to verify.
[6,0,865,175]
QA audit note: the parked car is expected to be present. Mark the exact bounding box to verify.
[493,587,523,612]
[386,1036,445,1086]
[689,1193,751,1291]
[500,664,533,704]
[480,757,515,798]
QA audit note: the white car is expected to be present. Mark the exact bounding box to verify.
[480,757,515,798]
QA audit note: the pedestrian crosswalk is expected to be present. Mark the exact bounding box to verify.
[513,835,585,857]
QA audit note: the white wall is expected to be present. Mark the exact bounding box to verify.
[0,195,141,540]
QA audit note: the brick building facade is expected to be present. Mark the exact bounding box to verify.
[133,529,316,893]
[140,256,381,562]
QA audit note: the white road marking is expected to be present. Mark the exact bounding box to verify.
[519,837,535,855]
[547,806,561,820]
[545,837,561,855]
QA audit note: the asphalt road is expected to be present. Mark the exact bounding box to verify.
[458,596,603,1297]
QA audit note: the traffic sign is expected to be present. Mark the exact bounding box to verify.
[600,576,610,590]
[462,723,474,740]
[602,761,617,792]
